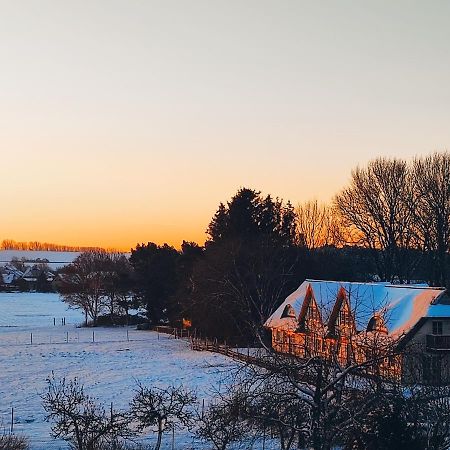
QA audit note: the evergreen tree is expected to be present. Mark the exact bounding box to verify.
[191,187,303,341]
[167,241,204,325]
[207,202,228,243]
[129,243,179,324]
[206,187,297,247]
[226,188,262,240]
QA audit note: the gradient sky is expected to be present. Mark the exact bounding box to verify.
[1,1,450,250]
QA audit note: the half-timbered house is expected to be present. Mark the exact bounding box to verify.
[265,280,450,384]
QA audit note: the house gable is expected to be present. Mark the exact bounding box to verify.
[327,287,356,338]
[297,284,324,334]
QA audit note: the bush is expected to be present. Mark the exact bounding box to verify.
[96,314,147,327]
[0,435,29,450]
[99,444,151,450]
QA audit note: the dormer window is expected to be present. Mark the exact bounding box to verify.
[433,321,443,335]
[281,304,296,319]
[367,314,388,334]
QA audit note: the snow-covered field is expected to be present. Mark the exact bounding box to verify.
[0,250,131,270]
[0,293,236,449]
[0,250,80,270]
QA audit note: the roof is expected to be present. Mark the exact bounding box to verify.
[2,273,15,284]
[264,279,449,338]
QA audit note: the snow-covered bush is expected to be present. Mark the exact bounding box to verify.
[0,434,29,450]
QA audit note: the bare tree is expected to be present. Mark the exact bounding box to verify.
[335,157,415,282]
[195,390,253,450]
[129,383,196,450]
[244,378,309,450]
[58,251,110,326]
[412,152,450,287]
[102,253,133,323]
[245,354,398,449]
[296,200,344,249]
[42,376,130,450]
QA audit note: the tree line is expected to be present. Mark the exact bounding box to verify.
[0,239,120,253]
[57,151,450,343]
[335,153,450,286]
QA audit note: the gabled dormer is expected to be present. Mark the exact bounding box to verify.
[367,313,388,334]
[297,284,325,334]
[281,303,296,319]
[327,286,356,338]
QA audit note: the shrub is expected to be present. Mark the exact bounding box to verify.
[0,435,29,450]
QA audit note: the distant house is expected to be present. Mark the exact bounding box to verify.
[21,265,55,290]
[22,265,54,283]
[264,280,450,385]
[0,263,55,291]
[0,264,24,289]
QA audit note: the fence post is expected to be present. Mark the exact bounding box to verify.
[92,331,95,343]
[10,407,14,434]
[201,399,205,419]
[53,317,55,326]
[30,333,33,345]
[66,331,69,343]
[127,329,129,341]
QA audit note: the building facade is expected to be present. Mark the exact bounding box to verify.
[265,280,450,384]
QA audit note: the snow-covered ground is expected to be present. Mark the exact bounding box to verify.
[0,293,238,449]
[0,250,80,270]
[0,250,131,270]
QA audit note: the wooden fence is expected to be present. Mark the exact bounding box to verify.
[152,326,266,366]
[153,325,194,339]
[190,337,265,365]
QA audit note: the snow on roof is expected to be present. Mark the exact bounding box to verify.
[2,274,14,284]
[0,264,24,277]
[426,304,450,318]
[264,279,447,338]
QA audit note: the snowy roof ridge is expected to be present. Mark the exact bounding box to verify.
[265,280,449,338]
[305,278,389,286]
[387,284,446,290]
[304,278,445,290]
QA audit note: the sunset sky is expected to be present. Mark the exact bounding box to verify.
[1,1,450,250]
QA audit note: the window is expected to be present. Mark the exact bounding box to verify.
[432,321,443,335]
[313,335,321,354]
[339,309,349,325]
